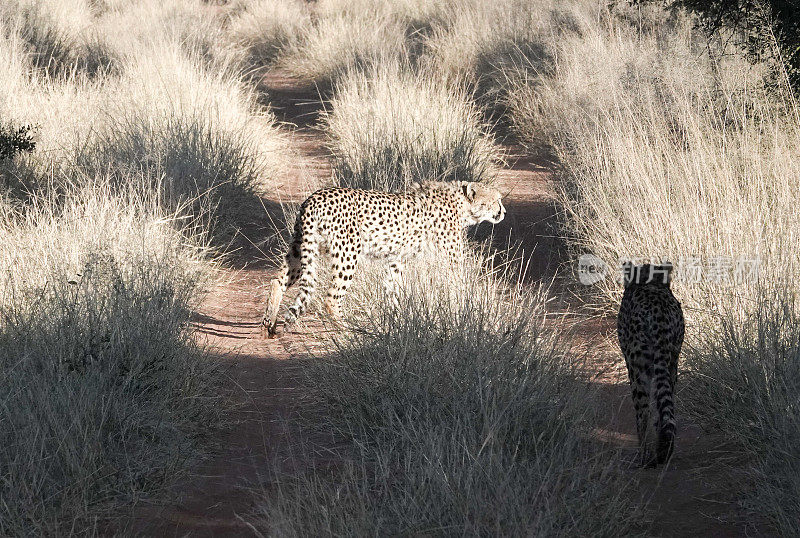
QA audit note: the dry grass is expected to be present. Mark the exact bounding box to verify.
[683,287,800,535]
[503,2,800,531]
[420,0,563,94]
[323,63,500,191]
[504,4,795,313]
[227,0,310,74]
[0,0,289,532]
[275,13,406,88]
[271,0,472,87]
[0,0,118,78]
[2,19,288,244]
[0,181,221,535]
[254,252,639,536]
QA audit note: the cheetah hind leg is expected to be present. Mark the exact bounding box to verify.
[631,373,657,467]
[262,279,285,338]
[262,259,293,338]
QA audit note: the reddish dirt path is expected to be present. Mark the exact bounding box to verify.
[130,74,756,537]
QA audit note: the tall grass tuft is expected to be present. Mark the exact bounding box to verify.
[276,12,406,89]
[684,287,800,535]
[0,182,220,535]
[2,40,288,248]
[75,105,274,249]
[1,0,117,78]
[420,0,563,97]
[227,0,310,74]
[323,64,500,191]
[254,253,638,535]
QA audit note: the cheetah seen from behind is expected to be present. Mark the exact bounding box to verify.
[261,181,505,338]
[617,262,685,466]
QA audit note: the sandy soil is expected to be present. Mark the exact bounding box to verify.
[129,73,758,537]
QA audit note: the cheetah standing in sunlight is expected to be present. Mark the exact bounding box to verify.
[261,181,505,338]
[617,262,685,466]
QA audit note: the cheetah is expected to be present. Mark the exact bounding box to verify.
[261,181,506,338]
[617,262,685,466]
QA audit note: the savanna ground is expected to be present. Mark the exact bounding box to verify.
[1,0,798,536]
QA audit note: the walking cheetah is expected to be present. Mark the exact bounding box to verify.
[261,181,505,338]
[617,262,685,466]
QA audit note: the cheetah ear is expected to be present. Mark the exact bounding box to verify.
[461,182,476,202]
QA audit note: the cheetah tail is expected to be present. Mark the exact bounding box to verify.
[654,364,676,464]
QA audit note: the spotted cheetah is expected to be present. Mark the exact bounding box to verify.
[261,181,505,337]
[617,262,685,466]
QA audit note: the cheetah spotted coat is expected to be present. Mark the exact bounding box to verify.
[262,181,505,337]
[617,263,685,466]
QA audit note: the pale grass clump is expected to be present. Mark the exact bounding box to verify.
[0,26,31,97]
[276,12,406,87]
[227,0,310,72]
[0,0,117,78]
[0,0,287,179]
[323,63,500,190]
[421,0,543,80]
[274,0,550,88]
[315,0,453,31]
[1,34,289,246]
[273,0,543,88]
[0,181,220,535]
[254,251,638,536]
[94,0,232,70]
[683,287,800,536]
[86,47,289,247]
[0,49,111,192]
[94,44,288,186]
[505,2,793,319]
[1,0,238,82]
[418,0,586,104]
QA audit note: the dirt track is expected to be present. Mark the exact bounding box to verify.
[131,74,755,537]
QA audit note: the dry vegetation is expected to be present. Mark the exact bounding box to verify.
[254,0,800,533]
[500,4,800,532]
[2,0,798,534]
[0,0,287,533]
[256,254,638,536]
[324,63,500,190]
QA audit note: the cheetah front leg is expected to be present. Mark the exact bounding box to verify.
[384,258,403,306]
[324,245,359,321]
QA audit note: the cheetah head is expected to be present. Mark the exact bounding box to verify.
[459,182,505,225]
